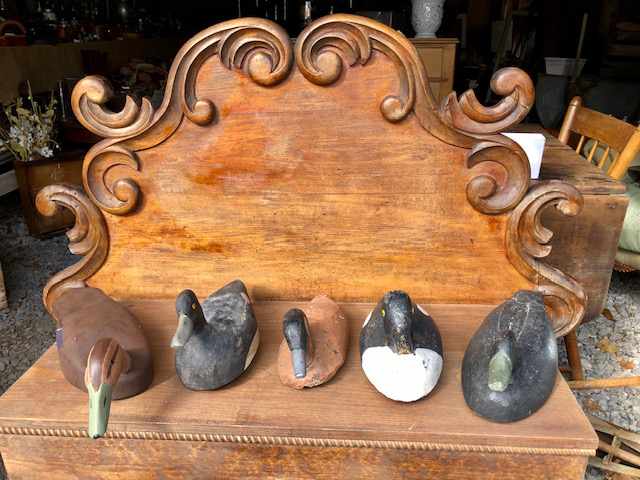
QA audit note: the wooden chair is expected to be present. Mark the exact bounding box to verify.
[558,96,640,386]
[559,96,640,186]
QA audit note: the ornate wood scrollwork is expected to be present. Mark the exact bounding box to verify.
[63,15,584,336]
[35,184,109,317]
[295,14,531,214]
[71,76,155,138]
[82,143,140,215]
[466,140,530,215]
[72,18,293,214]
[439,67,535,135]
[506,181,587,336]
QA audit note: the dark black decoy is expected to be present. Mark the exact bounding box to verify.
[462,290,557,423]
[170,280,259,390]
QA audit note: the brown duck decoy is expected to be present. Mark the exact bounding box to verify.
[277,295,349,389]
[51,287,153,438]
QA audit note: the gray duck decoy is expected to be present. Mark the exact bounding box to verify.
[170,280,259,390]
[360,290,443,402]
[461,290,557,423]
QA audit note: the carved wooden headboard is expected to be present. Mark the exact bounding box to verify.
[36,15,585,336]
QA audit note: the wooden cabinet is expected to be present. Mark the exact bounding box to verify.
[13,151,84,236]
[411,38,458,102]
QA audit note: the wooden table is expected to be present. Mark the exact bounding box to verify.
[514,124,627,322]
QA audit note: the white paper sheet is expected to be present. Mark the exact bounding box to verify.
[502,132,546,179]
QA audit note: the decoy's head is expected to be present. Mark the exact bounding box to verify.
[283,308,311,379]
[171,290,205,349]
[84,338,130,439]
[382,291,414,355]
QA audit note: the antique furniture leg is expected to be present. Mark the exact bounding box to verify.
[564,329,584,381]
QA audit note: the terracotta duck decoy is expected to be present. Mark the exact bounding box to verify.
[360,290,443,402]
[277,295,349,389]
[51,287,153,439]
[171,280,259,390]
[462,290,557,423]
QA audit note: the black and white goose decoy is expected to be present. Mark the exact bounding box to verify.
[360,290,443,402]
[462,290,557,422]
[170,280,259,390]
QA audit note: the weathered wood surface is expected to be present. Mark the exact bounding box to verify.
[0,435,589,479]
[82,54,532,306]
[543,192,627,321]
[0,300,596,478]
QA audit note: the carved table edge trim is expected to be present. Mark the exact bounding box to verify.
[0,426,595,456]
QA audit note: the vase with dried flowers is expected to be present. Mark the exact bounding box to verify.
[0,83,58,162]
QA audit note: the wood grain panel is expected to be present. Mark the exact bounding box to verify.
[0,435,589,479]
[88,54,531,303]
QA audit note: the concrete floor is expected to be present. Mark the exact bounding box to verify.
[1,190,639,479]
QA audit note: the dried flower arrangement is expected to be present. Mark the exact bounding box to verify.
[0,83,58,162]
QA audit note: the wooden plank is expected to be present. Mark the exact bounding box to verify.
[0,300,597,452]
[0,434,590,479]
[88,55,531,303]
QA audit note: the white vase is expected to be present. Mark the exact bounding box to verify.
[411,0,445,38]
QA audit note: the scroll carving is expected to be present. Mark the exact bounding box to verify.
[71,76,154,138]
[466,140,530,214]
[506,181,587,336]
[295,14,531,214]
[82,143,140,215]
[439,67,535,135]
[72,18,293,214]
[181,21,293,126]
[35,184,109,317]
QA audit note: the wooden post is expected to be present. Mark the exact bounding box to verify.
[0,261,7,310]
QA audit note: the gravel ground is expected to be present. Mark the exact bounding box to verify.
[1,190,639,479]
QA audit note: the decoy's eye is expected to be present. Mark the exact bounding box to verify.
[191,303,196,310]
[381,308,385,317]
